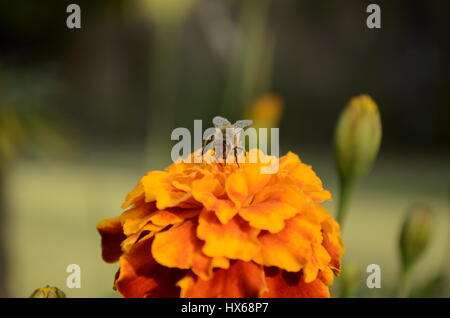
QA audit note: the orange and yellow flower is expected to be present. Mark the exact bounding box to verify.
[97,149,344,298]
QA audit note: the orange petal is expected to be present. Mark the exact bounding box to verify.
[311,204,333,222]
[120,205,156,236]
[151,220,198,270]
[321,217,344,274]
[151,219,226,280]
[279,152,302,171]
[306,189,332,202]
[225,172,248,207]
[278,153,331,202]
[121,181,145,209]
[97,216,126,263]
[290,164,331,202]
[262,267,330,298]
[292,164,323,189]
[241,155,273,194]
[319,267,335,286]
[115,237,186,298]
[149,208,200,227]
[255,209,325,274]
[191,253,230,281]
[177,261,268,298]
[197,210,260,261]
[239,185,309,233]
[302,242,332,283]
[141,171,192,210]
[192,176,238,224]
[239,202,296,233]
[227,162,272,203]
[121,223,162,253]
[171,170,200,192]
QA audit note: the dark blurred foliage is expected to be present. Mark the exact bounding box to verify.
[0,0,449,152]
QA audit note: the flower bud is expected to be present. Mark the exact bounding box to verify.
[334,94,382,182]
[30,285,66,298]
[399,203,434,270]
[246,93,284,129]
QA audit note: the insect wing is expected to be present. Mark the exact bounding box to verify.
[233,120,253,129]
[213,116,231,127]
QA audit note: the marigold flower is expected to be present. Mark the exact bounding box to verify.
[97,149,344,298]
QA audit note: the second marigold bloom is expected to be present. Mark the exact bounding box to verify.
[97,149,344,298]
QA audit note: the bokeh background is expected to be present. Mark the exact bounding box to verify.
[0,0,448,297]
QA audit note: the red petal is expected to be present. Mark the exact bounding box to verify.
[115,237,186,298]
[97,216,126,263]
[178,261,267,298]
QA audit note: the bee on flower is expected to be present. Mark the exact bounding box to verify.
[201,116,253,166]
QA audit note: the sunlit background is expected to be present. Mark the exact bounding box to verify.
[0,0,449,297]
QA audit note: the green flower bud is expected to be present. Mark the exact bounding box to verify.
[399,203,434,270]
[29,285,66,298]
[334,94,382,182]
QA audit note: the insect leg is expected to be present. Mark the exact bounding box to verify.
[202,135,214,155]
[234,146,240,168]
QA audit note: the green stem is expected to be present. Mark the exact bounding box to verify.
[397,265,411,298]
[336,177,355,227]
[339,278,352,298]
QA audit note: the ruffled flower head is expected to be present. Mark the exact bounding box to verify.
[97,149,344,297]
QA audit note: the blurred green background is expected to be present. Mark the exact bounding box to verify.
[0,0,449,297]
